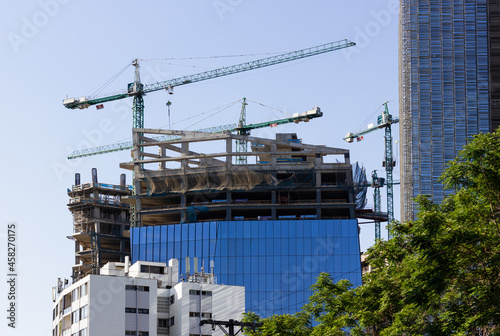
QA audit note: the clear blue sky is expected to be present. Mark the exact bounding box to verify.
[0,1,398,334]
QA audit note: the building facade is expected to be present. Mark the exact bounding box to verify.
[52,259,245,336]
[122,129,362,317]
[131,219,361,317]
[400,0,500,221]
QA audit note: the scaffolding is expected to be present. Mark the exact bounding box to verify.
[68,172,132,281]
[399,0,414,222]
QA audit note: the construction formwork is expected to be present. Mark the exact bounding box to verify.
[67,170,132,281]
[120,129,356,227]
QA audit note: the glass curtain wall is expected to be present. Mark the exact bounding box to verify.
[400,0,490,221]
[131,219,362,317]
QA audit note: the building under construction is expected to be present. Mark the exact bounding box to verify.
[122,128,362,316]
[120,129,355,225]
[67,169,132,281]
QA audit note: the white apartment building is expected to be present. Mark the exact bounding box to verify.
[52,259,245,336]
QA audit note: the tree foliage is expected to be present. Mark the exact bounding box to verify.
[245,128,500,335]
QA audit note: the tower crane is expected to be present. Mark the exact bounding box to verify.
[62,39,355,131]
[235,98,248,165]
[371,170,385,240]
[344,102,398,239]
[67,102,324,159]
[63,40,352,227]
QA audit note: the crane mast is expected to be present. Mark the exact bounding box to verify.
[371,171,384,240]
[235,98,248,165]
[383,102,395,238]
[131,59,145,129]
[344,102,398,239]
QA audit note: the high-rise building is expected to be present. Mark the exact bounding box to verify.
[123,129,362,317]
[400,0,500,221]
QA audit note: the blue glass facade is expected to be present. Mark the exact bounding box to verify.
[400,0,492,221]
[131,219,361,317]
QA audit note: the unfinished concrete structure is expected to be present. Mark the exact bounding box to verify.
[120,129,355,226]
[67,169,132,281]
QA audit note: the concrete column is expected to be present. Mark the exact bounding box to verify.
[159,146,166,170]
[271,144,277,168]
[181,143,189,168]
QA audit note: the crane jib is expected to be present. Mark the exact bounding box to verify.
[62,39,355,109]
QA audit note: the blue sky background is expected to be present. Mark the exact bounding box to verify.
[1,1,398,334]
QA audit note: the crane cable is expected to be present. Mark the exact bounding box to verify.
[179,100,241,130]
[87,63,131,98]
[106,100,243,145]
[245,98,289,117]
[139,60,211,69]
[138,52,284,61]
[156,99,241,130]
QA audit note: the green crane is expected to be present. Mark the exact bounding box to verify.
[235,98,248,165]
[62,39,355,131]
[67,104,323,159]
[371,170,385,240]
[344,102,398,239]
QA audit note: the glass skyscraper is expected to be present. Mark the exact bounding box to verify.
[400,0,500,221]
[131,219,362,317]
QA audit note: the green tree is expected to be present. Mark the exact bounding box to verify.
[245,128,500,335]
[242,311,311,336]
[353,128,500,334]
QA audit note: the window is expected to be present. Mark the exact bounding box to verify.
[80,305,88,320]
[72,288,79,301]
[190,312,212,318]
[80,283,87,297]
[140,265,164,274]
[125,331,135,336]
[126,285,149,292]
[158,318,168,328]
[71,310,79,324]
[79,328,87,336]
[202,291,212,296]
[169,294,175,304]
[138,332,149,336]
[170,317,175,326]
[189,290,200,295]
[138,309,149,314]
[125,308,137,313]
